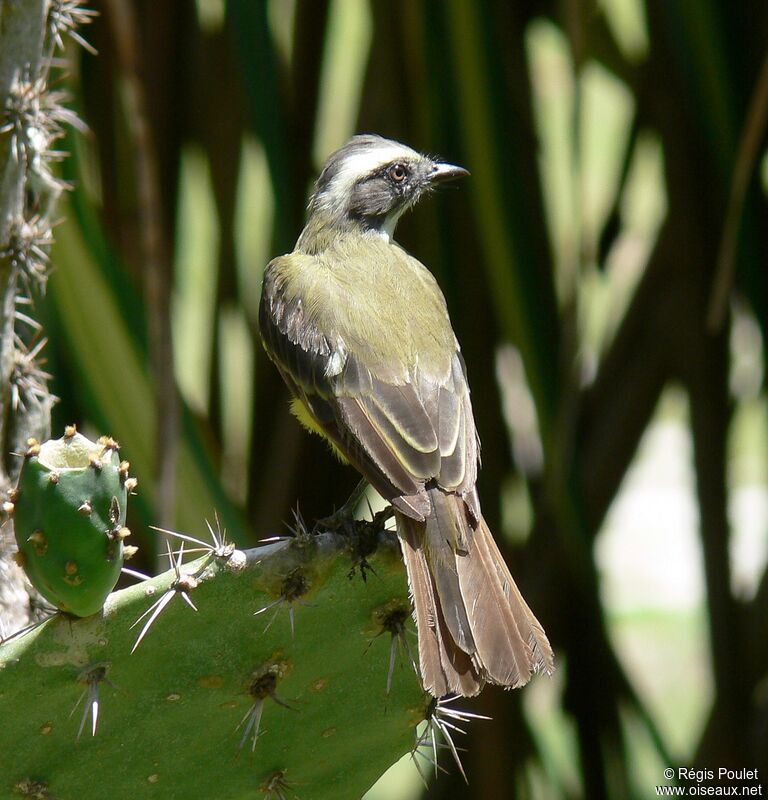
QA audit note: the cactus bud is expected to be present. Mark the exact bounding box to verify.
[13,429,137,616]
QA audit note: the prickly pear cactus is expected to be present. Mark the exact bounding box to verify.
[0,527,428,799]
[8,427,136,617]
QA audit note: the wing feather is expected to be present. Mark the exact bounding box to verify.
[437,412,466,488]
[259,254,480,516]
[335,396,425,497]
[437,386,461,456]
[368,382,438,454]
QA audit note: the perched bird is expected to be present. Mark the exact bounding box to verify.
[259,134,553,697]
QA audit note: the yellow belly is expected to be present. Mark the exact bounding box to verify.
[290,398,349,463]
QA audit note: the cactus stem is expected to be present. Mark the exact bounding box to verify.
[130,541,198,653]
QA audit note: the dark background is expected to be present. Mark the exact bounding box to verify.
[44,1,768,797]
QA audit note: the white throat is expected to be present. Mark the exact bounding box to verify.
[378,209,405,241]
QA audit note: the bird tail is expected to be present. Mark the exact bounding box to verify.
[396,489,553,697]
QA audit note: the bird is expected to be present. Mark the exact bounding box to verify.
[259,134,553,697]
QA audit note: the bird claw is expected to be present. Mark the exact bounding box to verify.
[313,478,369,534]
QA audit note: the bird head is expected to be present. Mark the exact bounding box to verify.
[306,134,468,240]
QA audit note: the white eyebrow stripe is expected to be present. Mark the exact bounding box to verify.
[317,144,420,216]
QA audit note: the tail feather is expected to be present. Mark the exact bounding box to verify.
[474,518,554,674]
[463,514,553,686]
[396,488,553,697]
[455,519,532,687]
[423,501,475,654]
[399,528,481,697]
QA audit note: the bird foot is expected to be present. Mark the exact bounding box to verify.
[313,479,369,535]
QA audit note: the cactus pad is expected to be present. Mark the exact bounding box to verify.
[0,531,427,799]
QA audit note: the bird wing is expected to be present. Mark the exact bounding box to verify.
[259,253,479,521]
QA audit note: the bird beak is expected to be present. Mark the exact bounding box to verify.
[429,162,470,184]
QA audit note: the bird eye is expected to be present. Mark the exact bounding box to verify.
[388,163,408,183]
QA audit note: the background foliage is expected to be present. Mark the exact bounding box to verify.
[26,0,768,796]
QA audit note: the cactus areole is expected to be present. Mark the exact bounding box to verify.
[12,429,135,617]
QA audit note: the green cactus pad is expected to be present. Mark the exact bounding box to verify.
[0,531,427,799]
[12,429,134,617]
